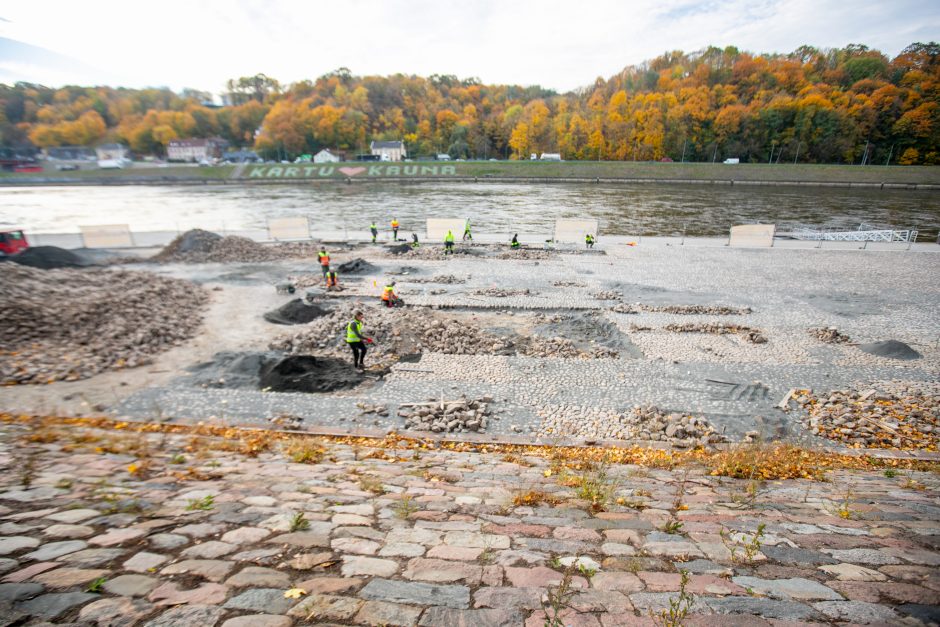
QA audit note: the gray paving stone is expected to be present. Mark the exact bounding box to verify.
[45,509,101,524]
[223,587,295,614]
[898,604,940,625]
[142,604,226,627]
[705,596,820,620]
[78,596,153,627]
[760,545,838,566]
[221,616,292,627]
[731,576,842,601]
[148,534,189,550]
[0,583,43,602]
[102,574,159,597]
[123,551,169,573]
[0,558,17,575]
[16,591,95,619]
[359,578,470,609]
[821,548,902,565]
[224,566,291,588]
[58,548,125,567]
[419,606,524,626]
[22,540,87,561]
[355,600,424,626]
[814,600,901,624]
[0,537,39,555]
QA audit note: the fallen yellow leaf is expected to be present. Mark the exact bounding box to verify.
[284,588,307,599]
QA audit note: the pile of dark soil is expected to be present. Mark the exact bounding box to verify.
[387,244,411,255]
[183,351,363,393]
[8,246,92,269]
[156,229,222,259]
[858,340,922,360]
[337,258,378,274]
[259,355,362,393]
[263,299,331,325]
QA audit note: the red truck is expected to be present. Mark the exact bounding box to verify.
[0,229,29,256]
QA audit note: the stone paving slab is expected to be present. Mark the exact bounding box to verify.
[0,420,938,626]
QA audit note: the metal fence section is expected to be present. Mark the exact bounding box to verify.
[790,223,919,243]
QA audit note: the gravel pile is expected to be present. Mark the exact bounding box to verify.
[594,290,623,301]
[406,275,467,284]
[154,229,320,263]
[809,327,851,343]
[474,287,534,298]
[612,303,751,315]
[286,274,322,289]
[0,265,206,384]
[797,387,939,450]
[553,281,585,288]
[661,322,767,344]
[399,396,493,433]
[496,248,556,260]
[537,403,727,446]
[394,246,474,260]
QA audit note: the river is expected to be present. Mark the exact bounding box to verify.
[1,182,938,239]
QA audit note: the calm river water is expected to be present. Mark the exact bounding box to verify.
[1,182,938,239]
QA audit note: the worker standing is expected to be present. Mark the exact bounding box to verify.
[317,247,331,277]
[510,233,520,249]
[370,221,378,243]
[325,267,340,290]
[463,218,473,241]
[585,234,595,249]
[345,311,372,371]
[391,218,400,241]
[381,281,399,307]
[444,230,455,255]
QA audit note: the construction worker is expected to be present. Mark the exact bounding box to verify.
[345,311,372,370]
[585,234,595,249]
[391,218,400,240]
[411,233,420,249]
[317,247,330,277]
[370,221,378,243]
[510,233,520,249]
[381,281,399,307]
[444,230,455,254]
[325,267,340,290]
[463,218,473,241]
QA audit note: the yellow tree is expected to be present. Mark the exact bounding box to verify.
[509,122,529,159]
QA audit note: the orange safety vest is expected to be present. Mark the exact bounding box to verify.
[319,254,330,267]
[382,285,395,301]
[326,273,338,287]
[391,220,399,229]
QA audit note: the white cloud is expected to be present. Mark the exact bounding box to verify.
[1,0,937,93]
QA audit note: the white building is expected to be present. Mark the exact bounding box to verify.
[370,140,406,162]
[540,153,562,161]
[166,138,228,162]
[314,149,343,163]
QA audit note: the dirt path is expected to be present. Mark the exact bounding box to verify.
[0,283,285,415]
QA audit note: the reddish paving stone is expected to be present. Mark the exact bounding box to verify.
[484,524,551,538]
[426,545,483,561]
[638,572,744,595]
[33,567,109,589]
[505,566,588,589]
[297,576,364,595]
[827,581,937,605]
[591,572,644,593]
[355,600,423,626]
[600,614,657,626]
[604,529,642,546]
[526,608,602,626]
[554,527,602,542]
[149,582,230,606]
[482,565,503,587]
[474,586,543,610]
[403,558,482,585]
[569,590,634,612]
[2,562,59,583]
[409,511,449,522]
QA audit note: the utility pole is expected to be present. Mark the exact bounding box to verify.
[885,143,895,166]
[712,144,718,163]
[793,141,801,165]
[680,139,687,163]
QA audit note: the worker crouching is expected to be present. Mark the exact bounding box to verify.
[381,281,400,307]
[325,268,341,291]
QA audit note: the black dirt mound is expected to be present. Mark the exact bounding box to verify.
[8,246,92,269]
[159,229,223,257]
[858,340,922,360]
[337,258,378,274]
[185,352,271,388]
[259,355,363,392]
[263,299,330,325]
[387,243,411,255]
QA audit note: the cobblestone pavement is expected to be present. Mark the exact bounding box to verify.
[0,420,938,626]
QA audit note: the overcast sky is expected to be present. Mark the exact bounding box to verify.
[1,0,937,95]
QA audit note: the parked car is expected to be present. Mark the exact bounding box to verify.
[56,164,79,171]
[0,229,29,257]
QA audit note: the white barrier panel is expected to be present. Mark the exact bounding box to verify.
[268,216,310,240]
[426,218,467,241]
[554,219,599,243]
[79,224,134,248]
[729,224,775,248]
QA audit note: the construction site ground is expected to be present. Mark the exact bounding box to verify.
[1,239,938,449]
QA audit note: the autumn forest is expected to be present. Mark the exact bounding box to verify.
[1,43,938,165]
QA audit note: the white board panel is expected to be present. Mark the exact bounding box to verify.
[554,219,599,243]
[426,218,467,241]
[268,216,310,240]
[79,224,133,248]
[729,224,775,247]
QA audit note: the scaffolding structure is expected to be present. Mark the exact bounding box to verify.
[790,223,919,243]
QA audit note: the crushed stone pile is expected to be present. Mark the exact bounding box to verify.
[263,299,331,325]
[553,281,585,288]
[594,290,623,301]
[154,229,321,263]
[399,396,493,433]
[405,274,467,284]
[496,248,556,260]
[8,246,93,269]
[658,322,767,344]
[337,258,378,274]
[474,287,534,298]
[286,274,322,289]
[0,265,207,384]
[796,387,939,451]
[858,340,922,360]
[613,303,751,315]
[809,327,851,344]
[537,403,727,446]
[357,402,389,417]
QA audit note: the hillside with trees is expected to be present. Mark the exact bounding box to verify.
[1,43,937,165]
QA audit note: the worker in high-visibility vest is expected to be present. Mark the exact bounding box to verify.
[463,218,473,241]
[381,281,399,307]
[345,311,372,370]
[325,267,339,290]
[585,234,595,249]
[444,230,455,255]
[317,247,330,277]
[411,233,420,249]
[510,233,520,249]
[391,218,400,241]
[370,222,378,243]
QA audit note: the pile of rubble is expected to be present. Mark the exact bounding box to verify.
[0,265,207,384]
[553,281,585,288]
[594,290,623,301]
[537,403,727,446]
[809,327,851,344]
[496,248,556,260]
[406,275,467,284]
[611,303,751,315]
[399,396,493,433]
[154,229,320,263]
[474,287,534,298]
[661,322,767,344]
[796,387,939,450]
[286,274,322,289]
[356,402,390,417]
[395,246,473,260]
